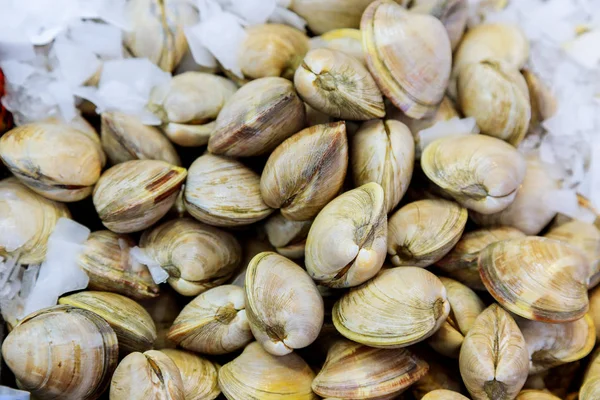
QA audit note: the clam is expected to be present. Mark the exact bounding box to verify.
[264,213,312,259]
[79,230,159,300]
[218,341,317,400]
[44,114,106,166]
[312,338,429,399]
[100,112,180,166]
[184,154,273,227]
[409,0,468,50]
[290,0,376,34]
[2,305,118,400]
[361,0,452,119]
[0,123,104,202]
[470,156,559,234]
[239,24,309,80]
[459,304,529,400]
[590,286,600,339]
[305,182,387,288]
[167,285,252,355]
[411,357,463,399]
[388,199,467,267]
[208,77,305,156]
[310,28,365,64]
[458,59,531,146]
[421,134,527,214]
[545,220,600,287]
[422,390,469,400]
[160,349,220,400]
[231,237,276,287]
[580,349,600,400]
[295,48,385,120]
[260,122,348,221]
[428,277,485,358]
[523,69,558,130]
[351,119,415,213]
[140,218,242,296]
[0,178,70,264]
[437,226,526,291]
[93,160,187,233]
[478,237,590,322]
[110,350,185,400]
[333,267,450,348]
[162,122,215,147]
[517,314,595,374]
[516,390,561,400]
[124,0,197,71]
[245,252,324,355]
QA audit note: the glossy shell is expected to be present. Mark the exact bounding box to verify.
[263,213,312,259]
[160,349,220,400]
[291,0,376,35]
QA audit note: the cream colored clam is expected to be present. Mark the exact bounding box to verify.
[0,178,70,264]
[421,134,527,214]
[310,29,365,64]
[523,69,557,131]
[167,285,252,355]
[93,160,187,233]
[140,218,242,296]
[459,304,529,400]
[312,338,429,399]
[351,119,415,213]
[388,199,467,267]
[162,122,215,147]
[422,390,469,400]
[110,350,185,400]
[100,112,180,165]
[589,285,600,340]
[478,237,590,322]
[264,213,312,259]
[409,0,468,50]
[291,0,376,35]
[333,267,450,348]
[305,182,387,288]
[218,341,317,400]
[59,291,157,354]
[160,349,220,400]
[458,59,531,146]
[245,252,324,355]
[0,123,104,202]
[295,48,384,120]
[44,114,106,166]
[184,154,273,227]
[581,349,600,400]
[516,390,561,400]
[428,277,485,358]
[208,77,305,156]
[1,305,118,400]
[437,226,526,290]
[260,122,348,221]
[361,0,452,118]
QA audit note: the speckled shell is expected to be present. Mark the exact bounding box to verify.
[1,305,119,400]
[478,237,590,323]
[361,1,452,119]
[260,122,348,221]
[459,304,529,400]
[437,226,526,290]
[333,267,450,348]
[167,285,252,355]
[421,134,526,214]
[184,154,273,227]
[0,178,70,264]
[140,218,242,296]
[351,119,415,213]
[0,123,104,201]
[263,213,312,259]
[218,342,318,400]
[160,349,220,400]
[305,182,387,288]
[312,338,429,399]
[387,199,467,267]
[422,390,469,400]
[93,160,187,233]
[208,77,306,157]
[245,252,324,355]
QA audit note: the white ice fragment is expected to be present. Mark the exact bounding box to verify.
[0,41,35,62]
[23,218,90,317]
[67,21,123,59]
[416,117,479,156]
[228,0,276,25]
[269,6,307,30]
[545,188,580,218]
[0,386,31,399]
[565,30,600,70]
[130,247,169,284]
[52,36,100,86]
[0,60,35,86]
[0,255,20,293]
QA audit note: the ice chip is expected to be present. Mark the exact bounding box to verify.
[417,117,479,156]
[130,246,169,284]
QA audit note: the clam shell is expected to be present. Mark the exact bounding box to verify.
[516,390,561,400]
[160,349,220,400]
[310,28,365,64]
[291,0,376,35]
[422,390,469,400]
[410,0,468,50]
[264,212,312,259]
[581,349,600,400]
[589,285,600,340]
[410,357,463,399]
[163,122,215,147]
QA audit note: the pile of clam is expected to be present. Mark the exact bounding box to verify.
[1,0,600,399]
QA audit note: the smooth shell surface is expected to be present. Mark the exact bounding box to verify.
[184,154,273,227]
[160,349,220,400]
[478,237,590,322]
[305,182,387,288]
[291,0,376,34]
[361,0,452,118]
[409,0,468,50]
[422,390,469,400]
[245,252,324,355]
[333,267,450,348]
[589,286,600,339]
[515,390,561,400]
[260,121,348,221]
[421,134,527,214]
[387,199,467,267]
[581,349,600,400]
[310,29,365,64]
[264,213,312,258]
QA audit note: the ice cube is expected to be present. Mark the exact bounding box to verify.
[129,247,169,284]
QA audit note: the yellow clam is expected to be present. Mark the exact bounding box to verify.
[478,236,590,323]
[263,212,312,259]
[333,267,450,348]
[305,182,387,288]
[310,29,365,64]
[422,390,469,400]
[387,199,467,267]
[523,69,558,130]
[580,349,600,400]
[361,0,452,119]
[516,390,561,400]
[160,349,220,400]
